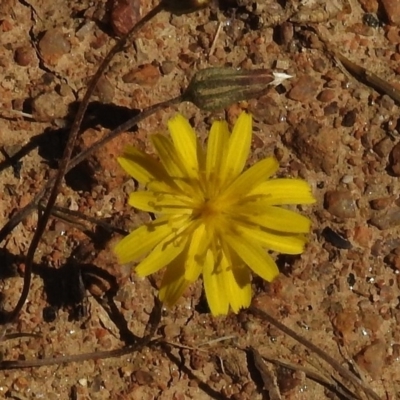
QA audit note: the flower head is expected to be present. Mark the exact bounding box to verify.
[114,112,315,315]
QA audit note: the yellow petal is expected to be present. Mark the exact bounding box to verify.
[168,114,199,179]
[227,265,252,313]
[117,146,174,191]
[205,120,230,197]
[234,204,311,233]
[196,137,207,175]
[222,247,252,313]
[206,120,229,178]
[224,232,279,282]
[159,251,190,306]
[222,157,279,201]
[248,179,316,205]
[151,134,186,178]
[203,249,230,316]
[220,112,252,185]
[114,216,174,264]
[135,224,190,276]
[185,223,210,281]
[151,134,201,198]
[129,191,194,214]
[237,224,308,254]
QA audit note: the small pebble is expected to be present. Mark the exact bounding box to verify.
[369,207,400,229]
[386,26,400,43]
[78,378,88,387]
[122,63,160,85]
[324,101,339,115]
[12,377,29,390]
[287,76,319,102]
[111,0,141,37]
[341,175,353,184]
[322,226,352,249]
[14,45,35,66]
[58,83,74,98]
[332,310,358,342]
[370,197,392,210]
[288,121,340,174]
[94,76,115,103]
[160,60,175,75]
[381,0,400,25]
[373,137,393,158]
[385,252,400,271]
[279,21,294,45]
[31,92,69,121]
[363,13,380,28]
[162,323,180,339]
[355,340,386,379]
[76,21,95,41]
[342,109,357,127]
[252,95,282,125]
[389,142,400,176]
[325,190,357,218]
[134,370,153,385]
[317,89,335,103]
[313,57,326,73]
[359,0,379,13]
[38,28,71,64]
[43,306,58,323]
[190,352,206,370]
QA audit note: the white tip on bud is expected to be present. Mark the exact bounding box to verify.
[271,72,293,86]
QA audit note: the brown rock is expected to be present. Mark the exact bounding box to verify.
[162,323,180,339]
[369,207,400,229]
[386,26,400,43]
[317,89,335,103]
[279,21,294,45]
[94,76,115,103]
[373,137,393,158]
[370,197,392,210]
[31,92,70,122]
[353,225,372,247]
[361,312,384,334]
[133,370,153,385]
[389,141,400,175]
[385,252,400,271]
[325,190,357,218]
[381,0,400,25]
[38,28,71,65]
[341,108,357,127]
[251,95,282,125]
[287,76,319,102]
[332,310,358,342]
[355,340,386,379]
[287,120,340,174]
[358,0,379,13]
[160,60,175,75]
[122,63,160,85]
[14,45,35,66]
[111,0,141,37]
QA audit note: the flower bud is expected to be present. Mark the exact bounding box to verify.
[183,67,292,111]
[162,0,211,15]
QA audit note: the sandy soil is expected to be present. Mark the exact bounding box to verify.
[0,0,399,399]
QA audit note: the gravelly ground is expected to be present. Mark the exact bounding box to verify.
[0,0,400,399]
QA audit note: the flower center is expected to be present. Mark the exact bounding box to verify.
[200,199,219,217]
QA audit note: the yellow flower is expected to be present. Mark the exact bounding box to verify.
[114,112,315,316]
